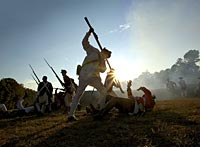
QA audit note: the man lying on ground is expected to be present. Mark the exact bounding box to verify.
[87,87,156,120]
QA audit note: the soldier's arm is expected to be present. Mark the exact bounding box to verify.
[82,30,97,54]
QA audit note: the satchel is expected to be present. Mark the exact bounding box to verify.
[76,64,82,75]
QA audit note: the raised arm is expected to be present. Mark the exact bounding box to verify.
[82,29,98,54]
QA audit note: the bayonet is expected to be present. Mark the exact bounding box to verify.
[29,64,40,83]
[44,58,64,88]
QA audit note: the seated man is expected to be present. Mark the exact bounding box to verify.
[126,80,144,115]
[137,87,156,112]
[93,87,156,120]
[130,87,156,115]
[17,92,34,114]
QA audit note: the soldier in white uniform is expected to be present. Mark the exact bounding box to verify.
[17,92,34,114]
[68,28,112,121]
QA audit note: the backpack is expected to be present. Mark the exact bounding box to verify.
[76,64,82,75]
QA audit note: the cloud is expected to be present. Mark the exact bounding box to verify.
[110,23,131,33]
[23,79,37,90]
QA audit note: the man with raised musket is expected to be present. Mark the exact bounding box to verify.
[67,28,112,121]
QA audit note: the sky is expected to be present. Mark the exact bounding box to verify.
[0,0,200,91]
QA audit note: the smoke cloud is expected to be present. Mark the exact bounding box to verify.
[127,0,200,73]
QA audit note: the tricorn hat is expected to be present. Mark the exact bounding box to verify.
[102,48,112,58]
[61,69,67,73]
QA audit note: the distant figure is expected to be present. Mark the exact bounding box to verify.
[127,80,133,98]
[35,76,53,115]
[61,69,77,113]
[166,78,177,93]
[93,87,156,120]
[178,77,187,97]
[17,92,34,114]
[104,68,124,97]
[196,77,200,97]
[68,28,112,121]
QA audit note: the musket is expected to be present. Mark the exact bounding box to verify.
[43,58,64,88]
[31,74,39,85]
[116,79,124,94]
[84,17,112,70]
[29,64,40,83]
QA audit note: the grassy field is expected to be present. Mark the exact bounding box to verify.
[0,98,200,147]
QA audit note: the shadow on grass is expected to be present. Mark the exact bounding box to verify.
[32,110,199,147]
[0,112,52,129]
[1,108,200,147]
[1,113,64,147]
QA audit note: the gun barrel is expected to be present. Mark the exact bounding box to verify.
[29,64,40,83]
[44,58,64,88]
[31,74,39,85]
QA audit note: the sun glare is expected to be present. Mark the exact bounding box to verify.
[114,67,134,81]
[111,59,143,82]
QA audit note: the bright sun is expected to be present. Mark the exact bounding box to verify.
[110,59,143,82]
[114,67,135,81]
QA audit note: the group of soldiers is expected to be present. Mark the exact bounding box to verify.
[1,27,156,121]
[34,69,78,116]
[27,28,156,121]
[166,77,200,97]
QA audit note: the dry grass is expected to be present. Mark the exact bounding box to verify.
[0,98,200,147]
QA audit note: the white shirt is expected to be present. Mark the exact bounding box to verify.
[17,99,24,110]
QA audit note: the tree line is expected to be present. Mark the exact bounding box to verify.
[133,49,200,90]
[0,78,36,110]
[0,49,199,109]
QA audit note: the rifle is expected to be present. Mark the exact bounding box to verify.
[31,74,39,85]
[43,58,64,88]
[84,17,112,70]
[29,64,40,83]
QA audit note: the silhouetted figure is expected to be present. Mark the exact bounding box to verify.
[196,77,200,97]
[35,76,53,115]
[166,78,177,93]
[127,80,133,98]
[86,69,124,114]
[178,77,187,97]
[104,68,124,97]
[61,69,76,113]
[68,28,112,121]
[53,88,65,110]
